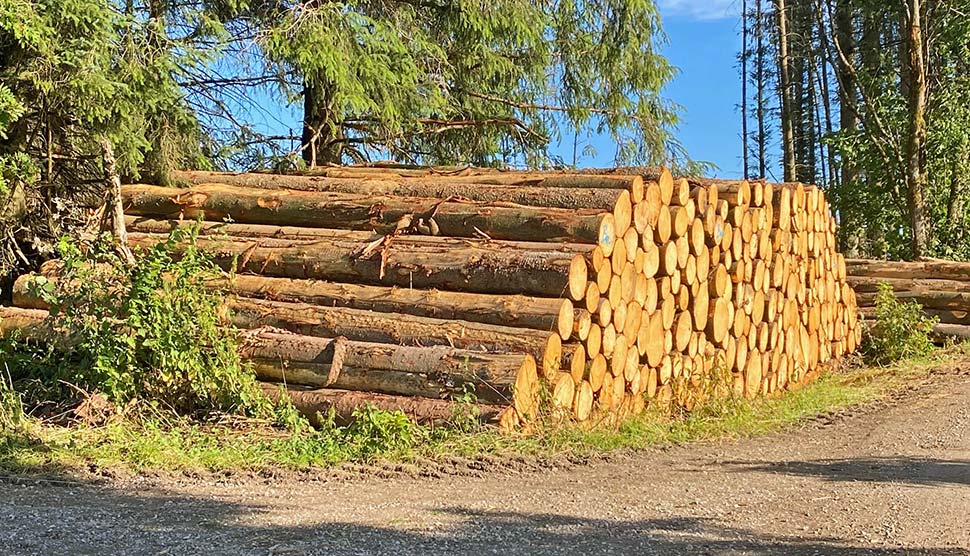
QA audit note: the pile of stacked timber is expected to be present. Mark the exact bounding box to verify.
[3,165,861,430]
[846,259,970,341]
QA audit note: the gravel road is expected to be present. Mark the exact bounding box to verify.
[2,367,968,556]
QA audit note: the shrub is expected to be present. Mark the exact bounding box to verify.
[12,226,274,418]
[862,282,937,365]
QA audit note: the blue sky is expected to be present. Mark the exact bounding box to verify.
[659,0,746,178]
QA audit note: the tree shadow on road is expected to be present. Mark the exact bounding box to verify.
[1,478,967,556]
[728,456,970,487]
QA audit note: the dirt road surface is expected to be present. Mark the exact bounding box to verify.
[2,368,968,556]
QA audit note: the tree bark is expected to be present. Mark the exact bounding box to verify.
[756,0,767,179]
[845,259,970,281]
[776,0,798,181]
[742,0,750,179]
[903,0,930,258]
[121,183,611,244]
[946,137,968,245]
[242,330,531,403]
[13,270,579,340]
[173,169,645,192]
[846,275,970,294]
[122,216,592,255]
[99,137,135,265]
[301,79,343,167]
[168,172,633,211]
[833,0,857,189]
[261,383,505,426]
[123,232,587,299]
[855,290,970,311]
[228,297,562,365]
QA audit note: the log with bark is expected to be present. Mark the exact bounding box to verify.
[170,173,642,211]
[241,329,536,404]
[14,269,579,341]
[261,383,508,427]
[123,232,589,300]
[228,298,565,381]
[122,183,618,246]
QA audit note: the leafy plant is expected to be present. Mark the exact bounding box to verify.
[862,282,937,365]
[342,405,416,458]
[449,386,486,434]
[0,83,25,140]
[0,369,24,432]
[0,152,38,199]
[13,226,274,418]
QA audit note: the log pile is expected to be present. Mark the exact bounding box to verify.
[846,259,970,341]
[4,165,861,430]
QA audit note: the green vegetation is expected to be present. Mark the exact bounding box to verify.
[0,405,421,473]
[862,283,938,365]
[0,372,24,433]
[256,0,693,169]
[9,228,273,418]
[1,345,963,476]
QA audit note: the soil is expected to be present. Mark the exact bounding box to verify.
[2,365,968,556]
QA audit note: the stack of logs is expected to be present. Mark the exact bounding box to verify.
[847,259,970,341]
[3,165,861,430]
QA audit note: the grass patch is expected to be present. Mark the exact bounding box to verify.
[0,345,964,477]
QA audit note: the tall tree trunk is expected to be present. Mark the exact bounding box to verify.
[742,0,750,179]
[817,25,838,192]
[302,79,344,168]
[834,0,858,190]
[903,0,929,258]
[804,12,820,186]
[792,0,818,185]
[946,136,968,247]
[811,54,828,188]
[756,0,767,179]
[776,0,797,181]
[859,8,884,257]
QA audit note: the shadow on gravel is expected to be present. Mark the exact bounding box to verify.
[730,457,970,487]
[1,480,967,556]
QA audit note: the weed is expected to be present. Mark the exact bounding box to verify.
[449,386,486,434]
[0,369,24,432]
[342,405,416,458]
[862,282,937,365]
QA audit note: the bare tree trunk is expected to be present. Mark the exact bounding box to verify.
[834,0,858,190]
[799,6,817,185]
[756,0,767,179]
[903,0,929,258]
[811,56,828,188]
[776,0,797,182]
[946,137,968,247]
[859,7,883,257]
[99,137,135,265]
[742,0,750,179]
[816,24,838,192]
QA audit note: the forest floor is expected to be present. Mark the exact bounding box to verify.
[1,361,969,555]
